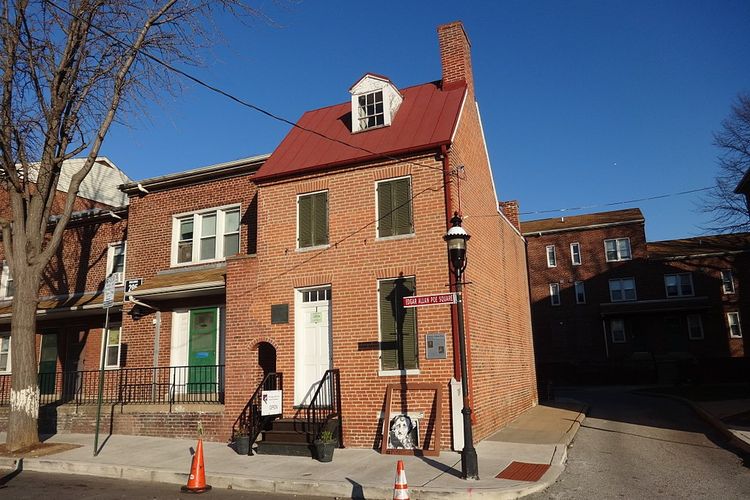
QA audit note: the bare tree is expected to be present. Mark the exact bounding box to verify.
[704,93,750,233]
[0,0,262,451]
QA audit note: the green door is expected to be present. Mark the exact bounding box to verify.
[39,332,58,395]
[188,308,217,393]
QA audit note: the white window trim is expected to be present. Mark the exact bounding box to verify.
[170,204,241,267]
[604,237,632,262]
[570,242,582,266]
[101,323,122,369]
[609,277,637,302]
[106,241,127,285]
[0,334,10,373]
[664,273,694,298]
[721,270,735,294]
[727,312,743,338]
[574,281,586,304]
[0,261,12,300]
[687,314,704,340]
[377,276,420,375]
[352,90,392,133]
[611,319,626,343]
[546,245,557,268]
[296,190,329,251]
[374,176,415,241]
[549,283,561,306]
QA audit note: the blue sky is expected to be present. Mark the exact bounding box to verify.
[103,1,750,241]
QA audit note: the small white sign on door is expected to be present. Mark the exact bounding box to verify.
[261,390,282,416]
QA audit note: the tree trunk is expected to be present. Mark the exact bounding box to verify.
[6,267,42,451]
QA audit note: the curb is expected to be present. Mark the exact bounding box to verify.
[636,390,750,456]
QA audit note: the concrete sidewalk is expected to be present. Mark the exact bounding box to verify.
[0,401,586,499]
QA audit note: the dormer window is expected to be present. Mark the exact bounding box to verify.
[358,91,385,129]
[350,74,403,133]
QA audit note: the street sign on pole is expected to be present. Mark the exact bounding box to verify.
[403,293,457,308]
[102,274,117,309]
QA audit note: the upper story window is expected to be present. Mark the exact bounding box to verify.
[549,283,561,306]
[0,335,9,373]
[350,74,403,133]
[721,270,735,294]
[727,312,742,338]
[298,191,328,249]
[604,238,631,262]
[570,242,582,265]
[0,261,13,299]
[376,177,413,238]
[574,281,586,304]
[546,245,557,267]
[664,273,693,297]
[172,205,241,266]
[358,91,385,130]
[106,242,126,284]
[609,277,636,302]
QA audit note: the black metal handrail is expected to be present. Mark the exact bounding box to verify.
[0,365,225,406]
[306,368,342,447]
[231,372,282,455]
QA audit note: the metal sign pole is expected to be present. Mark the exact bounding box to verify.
[94,274,116,456]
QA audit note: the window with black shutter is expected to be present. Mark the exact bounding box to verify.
[298,191,328,248]
[377,177,413,238]
[379,277,418,371]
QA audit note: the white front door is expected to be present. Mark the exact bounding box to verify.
[295,287,332,406]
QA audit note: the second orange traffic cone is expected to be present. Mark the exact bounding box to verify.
[393,459,410,500]
[181,438,212,494]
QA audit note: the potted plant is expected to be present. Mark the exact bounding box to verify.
[313,430,336,462]
[233,427,251,455]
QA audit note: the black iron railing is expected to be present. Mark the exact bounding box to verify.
[306,368,342,447]
[232,372,282,455]
[0,364,225,406]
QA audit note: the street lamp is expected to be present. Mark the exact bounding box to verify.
[443,211,479,480]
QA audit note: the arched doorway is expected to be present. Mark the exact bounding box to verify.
[257,342,277,377]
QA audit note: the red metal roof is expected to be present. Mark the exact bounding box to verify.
[254,81,467,182]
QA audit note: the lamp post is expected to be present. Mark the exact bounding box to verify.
[443,211,479,480]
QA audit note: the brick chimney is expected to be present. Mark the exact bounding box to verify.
[438,21,474,94]
[499,200,521,232]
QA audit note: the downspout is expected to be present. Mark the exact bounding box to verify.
[442,144,461,380]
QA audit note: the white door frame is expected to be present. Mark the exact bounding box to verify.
[294,286,332,406]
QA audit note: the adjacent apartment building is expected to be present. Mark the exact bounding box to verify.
[0,22,538,453]
[523,208,748,384]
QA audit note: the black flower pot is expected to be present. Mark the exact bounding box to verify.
[314,440,335,462]
[235,436,250,455]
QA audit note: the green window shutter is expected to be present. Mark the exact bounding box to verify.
[377,181,394,237]
[379,277,418,370]
[298,195,313,248]
[312,192,328,246]
[392,178,413,236]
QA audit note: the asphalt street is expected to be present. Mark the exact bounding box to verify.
[0,468,332,499]
[531,386,750,499]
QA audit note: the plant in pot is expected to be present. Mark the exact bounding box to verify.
[233,427,251,455]
[313,430,336,462]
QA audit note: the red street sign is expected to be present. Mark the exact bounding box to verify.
[403,293,457,308]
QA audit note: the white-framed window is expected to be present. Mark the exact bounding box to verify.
[171,205,241,265]
[106,241,126,284]
[721,270,735,294]
[0,261,13,299]
[727,312,742,338]
[297,191,328,249]
[610,319,626,343]
[570,242,582,265]
[549,283,561,306]
[546,245,557,267]
[609,278,636,302]
[357,90,385,130]
[687,314,704,340]
[664,273,693,297]
[376,177,414,239]
[0,335,10,372]
[103,324,122,369]
[574,281,586,304]
[604,238,632,262]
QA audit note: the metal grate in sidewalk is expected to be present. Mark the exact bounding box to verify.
[496,461,550,482]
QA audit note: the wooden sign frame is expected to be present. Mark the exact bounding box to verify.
[380,382,442,457]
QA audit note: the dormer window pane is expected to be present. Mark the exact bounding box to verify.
[358,90,384,130]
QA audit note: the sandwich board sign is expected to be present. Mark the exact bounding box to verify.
[261,390,282,416]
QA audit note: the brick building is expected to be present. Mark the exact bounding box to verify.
[0,22,538,453]
[522,208,748,384]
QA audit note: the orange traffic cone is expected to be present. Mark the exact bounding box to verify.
[181,438,212,494]
[393,459,410,500]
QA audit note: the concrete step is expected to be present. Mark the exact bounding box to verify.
[254,440,314,457]
[261,429,313,444]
